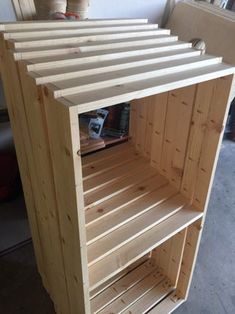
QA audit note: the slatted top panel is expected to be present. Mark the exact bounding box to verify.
[1,19,235,113]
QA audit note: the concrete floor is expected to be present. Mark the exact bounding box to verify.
[0,139,235,314]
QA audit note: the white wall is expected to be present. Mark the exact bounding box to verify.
[88,0,168,24]
[0,0,16,21]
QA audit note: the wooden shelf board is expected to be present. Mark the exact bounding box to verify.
[82,143,203,290]
[0,19,149,32]
[90,258,174,314]
[60,62,235,113]
[3,24,161,40]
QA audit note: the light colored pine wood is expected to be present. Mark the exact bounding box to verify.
[3,24,160,39]
[147,291,184,313]
[14,41,191,62]
[9,30,174,49]
[86,183,175,244]
[90,254,150,298]
[1,20,234,314]
[42,94,90,314]
[47,55,221,98]
[98,270,166,314]
[17,63,71,312]
[30,49,200,85]
[87,194,187,266]
[0,19,149,31]
[91,259,157,313]
[121,279,173,314]
[0,38,50,292]
[85,175,167,225]
[61,63,235,113]
[89,207,203,289]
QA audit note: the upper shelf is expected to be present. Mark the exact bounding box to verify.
[1,19,235,113]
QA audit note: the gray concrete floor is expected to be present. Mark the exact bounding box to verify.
[0,139,235,314]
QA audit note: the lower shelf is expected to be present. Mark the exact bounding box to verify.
[90,259,174,314]
[82,142,203,290]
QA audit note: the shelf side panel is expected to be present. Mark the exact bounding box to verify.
[182,75,234,211]
[42,92,90,314]
[17,61,72,313]
[0,38,48,291]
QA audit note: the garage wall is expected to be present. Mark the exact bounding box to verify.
[88,0,169,24]
[0,0,16,21]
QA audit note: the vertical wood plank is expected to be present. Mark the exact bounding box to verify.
[160,86,196,189]
[18,62,71,314]
[181,80,216,202]
[193,76,233,212]
[0,37,47,289]
[176,222,202,299]
[150,92,168,171]
[42,91,90,314]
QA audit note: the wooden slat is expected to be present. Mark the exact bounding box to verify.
[91,259,157,313]
[47,55,221,98]
[121,280,173,314]
[0,19,149,31]
[90,255,150,298]
[15,40,190,62]
[150,93,168,171]
[82,142,131,167]
[147,291,184,313]
[60,63,235,113]
[87,194,186,266]
[82,148,139,180]
[160,85,196,188]
[88,207,203,289]
[31,49,201,85]
[98,270,166,314]
[85,175,169,226]
[9,30,172,49]
[181,80,215,202]
[3,24,160,39]
[86,182,175,244]
[84,163,157,207]
[83,158,145,194]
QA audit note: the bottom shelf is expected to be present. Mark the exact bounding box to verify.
[90,259,175,314]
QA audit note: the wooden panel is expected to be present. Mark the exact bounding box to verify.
[181,80,216,202]
[17,63,70,312]
[48,56,220,98]
[86,183,175,244]
[150,93,168,171]
[9,30,174,49]
[31,49,200,85]
[14,40,191,63]
[148,291,184,313]
[4,24,160,39]
[42,93,90,314]
[89,207,203,289]
[0,19,149,31]
[87,193,186,266]
[98,269,167,314]
[176,222,202,299]
[160,85,196,189]
[0,39,49,291]
[193,76,233,211]
[60,63,235,113]
[91,259,157,313]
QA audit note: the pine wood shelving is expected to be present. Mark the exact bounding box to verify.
[0,19,234,314]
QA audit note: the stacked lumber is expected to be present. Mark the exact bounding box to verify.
[0,19,234,314]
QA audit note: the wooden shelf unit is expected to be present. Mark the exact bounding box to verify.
[0,19,234,314]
